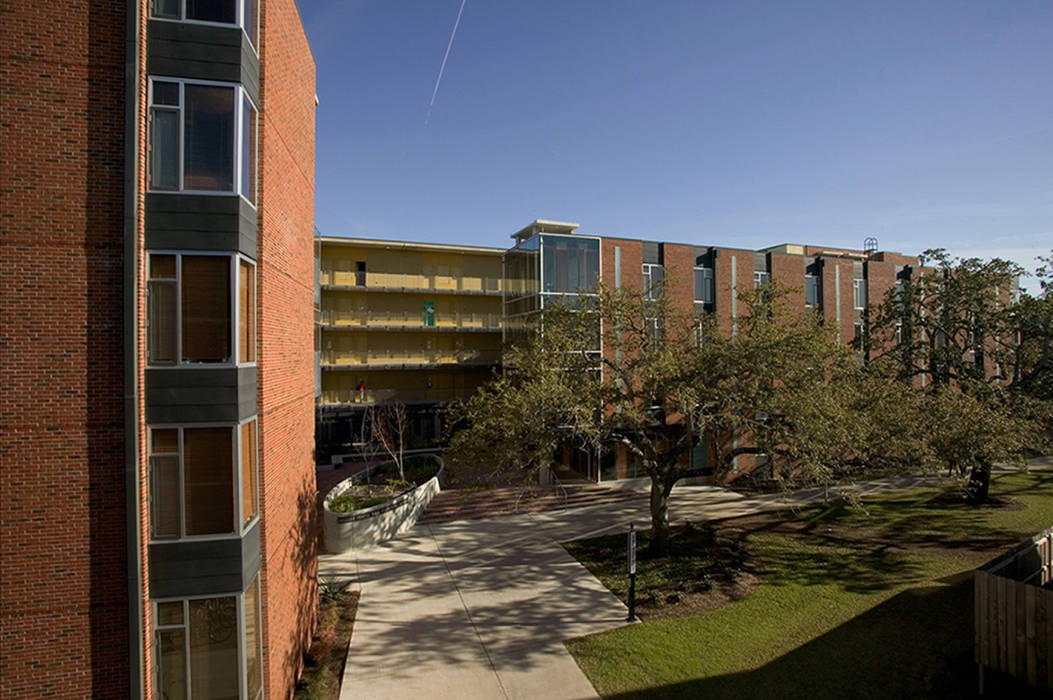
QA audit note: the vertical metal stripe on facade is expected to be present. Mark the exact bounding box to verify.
[730,255,738,338]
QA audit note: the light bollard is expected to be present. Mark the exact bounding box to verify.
[626,522,637,622]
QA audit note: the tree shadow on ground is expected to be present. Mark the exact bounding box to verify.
[602,571,1047,700]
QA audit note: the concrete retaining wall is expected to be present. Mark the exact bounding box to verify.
[323,455,443,553]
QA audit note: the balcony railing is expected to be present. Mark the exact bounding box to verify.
[320,349,502,367]
[318,387,462,406]
[319,309,502,330]
[320,270,504,294]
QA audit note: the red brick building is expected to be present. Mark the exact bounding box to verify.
[1,1,317,698]
[503,221,923,482]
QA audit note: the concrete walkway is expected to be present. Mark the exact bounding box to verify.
[319,463,1048,699]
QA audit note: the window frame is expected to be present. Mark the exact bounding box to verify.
[152,574,264,700]
[147,417,259,543]
[150,0,260,54]
[753,270,771,288]
[853,278,867,310]
[642,263,663,299]
[804,274,821,308]
[148,77,259,206]
[693,266,713,307]
[147,251,257,368]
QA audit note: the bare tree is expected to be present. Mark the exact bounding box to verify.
[365,403,409,481]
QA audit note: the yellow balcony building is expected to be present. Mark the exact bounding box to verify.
[316,236,505,447]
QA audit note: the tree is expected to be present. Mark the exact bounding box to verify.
[365,402,409,481]
[446,303,599,487]
[868,249,1053,502]
[449,276,867,555]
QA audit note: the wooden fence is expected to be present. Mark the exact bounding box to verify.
[975,526,1053,693]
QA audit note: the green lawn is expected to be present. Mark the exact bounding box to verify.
[564,471,1053,699]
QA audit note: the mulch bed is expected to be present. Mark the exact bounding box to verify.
[294,588,360,700]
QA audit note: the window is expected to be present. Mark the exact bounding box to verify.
[541,235,599,294]
[693,267,713,306]
[642,264,663,299]
[148,419,258,540]
[853,278,867,310]
[148,253,256,366]
[805,275,820,307]
[753,271,770,288]
[149,78,258,203]
[151,0,260,49]
[154,575,264,700]
[238,259,255,363]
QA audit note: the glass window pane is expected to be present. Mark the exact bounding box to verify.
[240,420,257,525]
[186,0,235,24]
[183,427,234,536]
[158,628,188,700]
[157,601,184,626]
[188,597,239,700]
[181,256,231,363]
[150,455,181,539]
[152,81,179,106]
[150,109,180,190]
[148,281,177,364]
[238,260,256,363]
[152,428,179,454]
[244,577,262,699]
[244,0,257,47]
[183,84,234,191]
[151,254,177,279]
[240,96,257,204]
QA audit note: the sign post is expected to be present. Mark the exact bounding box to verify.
[627,522,637,622]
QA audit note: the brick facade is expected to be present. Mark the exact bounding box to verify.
[0,1,130,697]
[258,0,318,696]
[2,1,317,697]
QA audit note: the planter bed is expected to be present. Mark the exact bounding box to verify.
[322,454,443,553]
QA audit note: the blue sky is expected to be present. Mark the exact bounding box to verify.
[298,0,1052,291]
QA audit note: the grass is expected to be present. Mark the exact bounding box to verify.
[564,470,1053,699]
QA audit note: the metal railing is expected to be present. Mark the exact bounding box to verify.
[320,309,502,330]
[320,270,504,293]
[320,349,502,367]
[318,388,459,405]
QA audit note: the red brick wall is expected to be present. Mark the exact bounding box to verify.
[0,1,131,698]
[258,0,318,697]
[663,243,695,316]
[865,260,897,359]
[770,253,805,311]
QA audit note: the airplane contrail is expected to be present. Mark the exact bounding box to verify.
[426,0,467,123]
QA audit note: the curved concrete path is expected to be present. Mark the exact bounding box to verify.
[318,464,1049,699]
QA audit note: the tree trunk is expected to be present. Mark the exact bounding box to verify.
[647,473,674,557]
[965,461,991,504]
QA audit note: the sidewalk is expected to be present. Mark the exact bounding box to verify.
[319,460,1050,699]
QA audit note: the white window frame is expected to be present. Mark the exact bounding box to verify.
[147,251,256,368]
[148,77,259,206]
[147,417,258,543]
[853,278,867,310]
[753,270,771,288]
[150,0,260,54]
[642,263,663,299]
[152,575,264,700]
[805,274,820,308]
[693,266,713,306]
